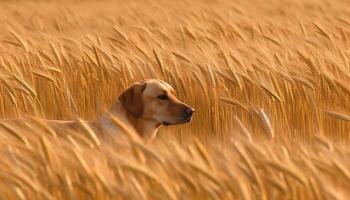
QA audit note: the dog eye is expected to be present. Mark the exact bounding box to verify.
[157,94,168,100]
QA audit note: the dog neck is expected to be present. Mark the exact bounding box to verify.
[96,101,160,139]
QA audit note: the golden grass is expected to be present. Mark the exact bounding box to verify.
[1,0,350,199]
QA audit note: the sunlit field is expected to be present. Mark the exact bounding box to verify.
[1,0,350,199]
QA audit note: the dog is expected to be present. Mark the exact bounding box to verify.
[90,79,195,139]
[1,79,195,140]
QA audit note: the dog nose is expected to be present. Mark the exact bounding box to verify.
[185,107,195,116]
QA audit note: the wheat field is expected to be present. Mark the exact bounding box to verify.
[1,0,350,199]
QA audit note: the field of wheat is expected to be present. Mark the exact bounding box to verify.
[1,0,350,199]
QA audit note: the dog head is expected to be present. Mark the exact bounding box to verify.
[119,79,195,126]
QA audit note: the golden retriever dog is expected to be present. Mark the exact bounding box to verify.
[89,79,194,139]
[1,79,194,140]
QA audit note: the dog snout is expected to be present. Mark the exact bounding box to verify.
[183,107,195,118]
[186,107,195,115]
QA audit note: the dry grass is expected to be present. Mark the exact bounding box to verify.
[1,0,350,199]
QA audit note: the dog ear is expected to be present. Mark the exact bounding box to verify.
[119,82,147,118]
